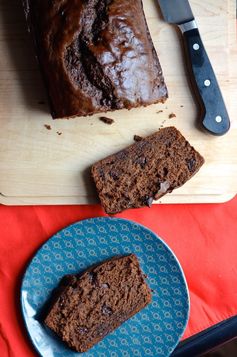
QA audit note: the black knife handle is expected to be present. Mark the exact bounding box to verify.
[182,28,230,135]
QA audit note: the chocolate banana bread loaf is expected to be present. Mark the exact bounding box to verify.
[23,0,168,119]
[44,254,151,352]
[91,127,205,214]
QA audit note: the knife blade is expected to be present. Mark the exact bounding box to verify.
[157,0,230,136]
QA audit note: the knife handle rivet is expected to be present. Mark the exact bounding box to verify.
[193,43,200,51]
[204,80,211,87]
[215,116,223,123]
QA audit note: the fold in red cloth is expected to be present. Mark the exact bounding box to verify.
[0,196,237,356]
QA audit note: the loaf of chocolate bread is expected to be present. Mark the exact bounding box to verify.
[44,254,151,352]
[22,0,168,118]
[91,127,205,214]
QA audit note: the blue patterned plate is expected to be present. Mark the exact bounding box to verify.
[21,217,190,357]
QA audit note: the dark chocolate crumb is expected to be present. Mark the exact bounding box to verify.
[99,117,115,125]
[186,158,196,172]
[102,305,113,316]
[57,131,62,136]
[147,197,153,207]
[136,156,147,169]
[169,113,176,119]
[88,272,97,284]
[44,124,51,130]
[77,327,88,334]
[180,105,184,108]
[156,110,164,114]
[134,135,143,142]
[101,283,109,289]
[99,168,105,180]
[109,170,119,181]
[143,196,153,208]
[59,297,66,307]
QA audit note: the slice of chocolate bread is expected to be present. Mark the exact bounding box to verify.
[44,254,151,352]
[91,127,205,214]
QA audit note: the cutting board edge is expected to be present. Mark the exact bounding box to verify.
[0,193,236,206]
[0,0,236,204]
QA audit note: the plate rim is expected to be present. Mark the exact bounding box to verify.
[20,217,190,357]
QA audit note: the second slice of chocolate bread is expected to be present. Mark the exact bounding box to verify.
[44,254,151,352]
[91,127,205,214]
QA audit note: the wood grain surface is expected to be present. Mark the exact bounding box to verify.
[0,0,236,205]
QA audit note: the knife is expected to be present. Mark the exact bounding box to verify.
[157,0,230,136]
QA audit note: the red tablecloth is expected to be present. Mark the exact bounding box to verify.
[0,196,237,357]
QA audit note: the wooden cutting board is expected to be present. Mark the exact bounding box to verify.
[0,0,236,205]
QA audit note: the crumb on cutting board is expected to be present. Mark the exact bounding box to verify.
[44,124,51,130]
[99,116,115,125]
[180,105,184,108]
[133,135,143,142]
[57,131,62,136]
[169,113,176,119]
[156,110,164,114]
